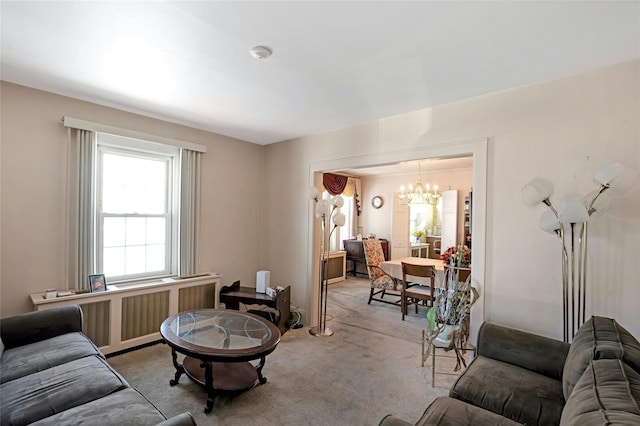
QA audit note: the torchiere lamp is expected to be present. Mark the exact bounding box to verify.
[522,161,636,342]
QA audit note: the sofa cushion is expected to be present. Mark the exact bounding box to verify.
[560,359,640,425]
[30,388,167,426]
[0,355,129,426]
[450,355,565,425]
[563,316,640,399]
[416,396,522,426]
[0,332,103,384]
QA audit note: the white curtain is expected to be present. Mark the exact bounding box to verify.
[178,149,202,277]
[76,129,97,290]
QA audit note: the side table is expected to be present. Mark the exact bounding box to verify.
[422,329,476,387]
[219,282,290,335]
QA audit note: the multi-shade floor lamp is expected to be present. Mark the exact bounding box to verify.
[522,162,636,343]
[308,187,345,337]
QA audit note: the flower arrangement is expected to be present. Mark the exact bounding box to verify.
[412,230,424,238]
[441,244,471,267]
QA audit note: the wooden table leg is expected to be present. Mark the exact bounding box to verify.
[203,361,215,414]
[169,348,185,386]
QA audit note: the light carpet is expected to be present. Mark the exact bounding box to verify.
[107,278,465,425]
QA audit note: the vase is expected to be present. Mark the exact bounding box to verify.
[434,324,461,346]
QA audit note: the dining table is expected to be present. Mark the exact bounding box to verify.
[380,257,445,286]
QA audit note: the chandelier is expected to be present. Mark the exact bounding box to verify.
[398,162,441,205]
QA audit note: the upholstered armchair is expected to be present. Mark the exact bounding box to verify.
[363,238,403,306]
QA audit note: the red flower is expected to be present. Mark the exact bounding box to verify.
[440,245,471,266]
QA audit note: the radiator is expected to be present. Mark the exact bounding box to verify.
[80,300,110,347]
[31,274,221,354]
[327,251,346,284]
[121,291,170,341]
[179,282,216,312]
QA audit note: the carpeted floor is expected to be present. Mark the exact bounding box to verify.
[107,278,465,425]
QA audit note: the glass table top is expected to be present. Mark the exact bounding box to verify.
[166,310,273,351]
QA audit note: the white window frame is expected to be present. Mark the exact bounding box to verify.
[96,133,180,283]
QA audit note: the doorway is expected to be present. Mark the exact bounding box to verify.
[308,138,487,342]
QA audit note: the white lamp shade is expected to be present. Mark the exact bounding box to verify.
[594,162,624,186]
[558,197,589,223]
[521,178,554,205]
[539,210,561,234]
[316,199,329,217]
[332,211,346,226]
[583,190,612,217]
[332,196,345,208]
[595,162,637,194]
[309,186,319,200]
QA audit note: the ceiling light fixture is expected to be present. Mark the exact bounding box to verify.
[249,46,272,60]
[398,162,440,205]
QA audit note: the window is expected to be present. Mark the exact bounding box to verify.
[96,134,179,281]
[64,117,205,290]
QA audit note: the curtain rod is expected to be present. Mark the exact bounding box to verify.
[62,116,207,153]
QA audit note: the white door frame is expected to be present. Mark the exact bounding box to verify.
[308,137,488,343]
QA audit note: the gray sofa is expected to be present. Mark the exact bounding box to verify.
[380,316,640,425]
[0,305,196,426]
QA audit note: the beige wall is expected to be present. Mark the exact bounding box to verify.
[263,60,640,339]
[0,82,265,317]
[2,60,638,340]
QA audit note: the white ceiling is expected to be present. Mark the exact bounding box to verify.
[2,1,639,145]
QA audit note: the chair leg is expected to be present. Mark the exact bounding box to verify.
[401,295,406,321]
[368,287,374,304]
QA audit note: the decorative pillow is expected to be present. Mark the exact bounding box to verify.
[562,316,640,399]
[560,359,640,425]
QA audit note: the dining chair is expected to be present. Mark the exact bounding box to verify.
[363,238,403,307]
[401,262,436,321]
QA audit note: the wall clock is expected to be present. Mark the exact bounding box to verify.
[371,196,383,209]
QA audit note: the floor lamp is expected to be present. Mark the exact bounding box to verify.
[309,188,345,337]
[522,162,635,342]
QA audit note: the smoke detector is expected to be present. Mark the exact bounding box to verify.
[249,46,272,60]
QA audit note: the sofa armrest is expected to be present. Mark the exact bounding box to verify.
[477,322,570,380]
[378,414,413,426]
[156,412,197,426]
[0,305,83,349]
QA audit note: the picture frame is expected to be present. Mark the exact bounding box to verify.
[88,274,108,293]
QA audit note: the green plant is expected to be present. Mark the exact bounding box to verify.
[427,272,474,333]
[424,268,479,370]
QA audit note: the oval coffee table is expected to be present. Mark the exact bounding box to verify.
[160,309,281,413]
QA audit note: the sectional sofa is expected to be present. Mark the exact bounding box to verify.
[0,305,195,426]
[380,316,640,425]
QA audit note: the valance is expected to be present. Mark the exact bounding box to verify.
[323,173,349,196]
[322,173,362,216]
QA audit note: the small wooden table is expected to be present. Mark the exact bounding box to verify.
[219,283,290,335]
